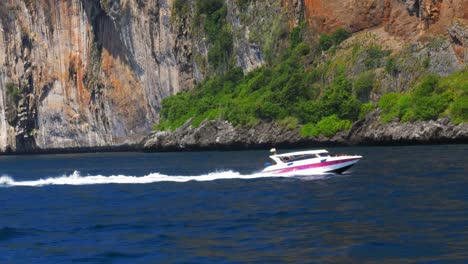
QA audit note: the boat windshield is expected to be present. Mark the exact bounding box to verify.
[280,154,318,163]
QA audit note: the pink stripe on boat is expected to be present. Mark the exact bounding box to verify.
[270,158,359,174]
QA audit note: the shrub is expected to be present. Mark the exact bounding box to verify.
[6,82,21,102]
[295,100,321,124]
[235,0,251,10]
[450,95,468,124]
[255,97,282,121]
[406,75,452,121]
[411,91,452,121]
[289,26,302,48]
[422,57,431,69]
[196,0,223,16]
[377,72,463,123]
[358,102,375,119]
[224,67,244,84]
[438,68,467,93]
[353,71,375,102]
[300,115,352,137]
[292,42,310,57]
[385,58,398,75]
[318,28,351,51]
[320,75,361,120]
[364,46,389,69]
[378,92,400,123]
[398,95,413,122]
[196,0,232,71]
[280,72,309,102]
[440,69,467,123]
[330,28,351,45]
[300,123,316,137]
[318,33,333,51]
[247,71,267,91]
[174,0,190,15]
[279,116,300,130]
[413,75,439,97]
[191,109,221,127]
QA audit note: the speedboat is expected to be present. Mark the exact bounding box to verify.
[262,148,362,176]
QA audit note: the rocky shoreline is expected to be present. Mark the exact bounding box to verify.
[142,112,468,152]
[0,144,140,155]
[0,112,466,155]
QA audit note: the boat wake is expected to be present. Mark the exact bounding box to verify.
[0,171,330,187]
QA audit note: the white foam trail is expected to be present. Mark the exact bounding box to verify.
[0,170,327,187]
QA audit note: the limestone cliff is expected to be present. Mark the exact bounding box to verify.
[0,0,177,152]
[0,0,273,153]
[0,0,466,153]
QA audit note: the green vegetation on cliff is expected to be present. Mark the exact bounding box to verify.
[379,70,468,124]
[6,82,22,103]
[155,33,367,136]
[196,0,233,71]
[318,29,351,51]
[160,1,466,137]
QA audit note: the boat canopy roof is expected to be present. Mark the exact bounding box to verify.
[271,149,328,158]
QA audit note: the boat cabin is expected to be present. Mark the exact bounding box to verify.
[270,150,330,164]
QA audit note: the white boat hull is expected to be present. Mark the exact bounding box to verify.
[262,156,362,176]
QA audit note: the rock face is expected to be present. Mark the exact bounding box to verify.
[0,0,270,153]
[142,113,468,151]
[143,119,308,151]
[0,0,466,153]
[303,0,466,37]
[347,112,468,145]
[0,0,178,152]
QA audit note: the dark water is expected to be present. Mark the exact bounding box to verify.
[0,145,467,263]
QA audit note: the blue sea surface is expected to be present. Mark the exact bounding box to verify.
[0,145,467,263]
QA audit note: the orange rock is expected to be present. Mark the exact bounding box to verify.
[302,0,466,39]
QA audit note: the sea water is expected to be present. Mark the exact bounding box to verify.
[0,145,467,263]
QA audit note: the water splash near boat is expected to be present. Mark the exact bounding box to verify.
[0,170,329,187]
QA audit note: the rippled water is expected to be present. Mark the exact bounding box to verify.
[0,145,467,263]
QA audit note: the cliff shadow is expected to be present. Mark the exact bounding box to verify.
[81,0,143,75]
